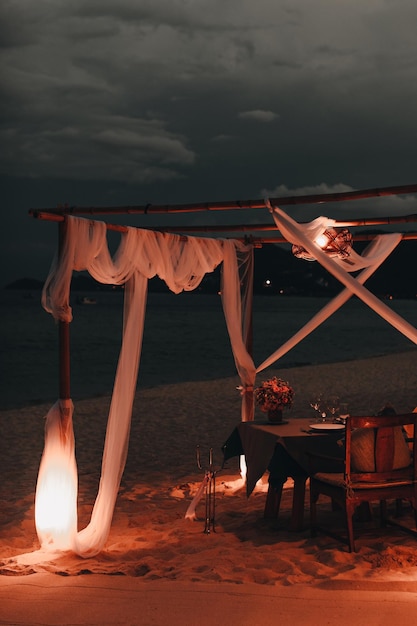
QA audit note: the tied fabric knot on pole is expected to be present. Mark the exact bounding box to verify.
[237,385,254,394]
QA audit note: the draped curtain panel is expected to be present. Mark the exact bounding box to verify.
[38,216,255,556]
[266,203,417,353]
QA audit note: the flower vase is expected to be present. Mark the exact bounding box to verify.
[267,408,283,423]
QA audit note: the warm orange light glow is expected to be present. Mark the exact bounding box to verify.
[35,457,77,550]
[315,233,330,248]
[34,400,78,551]
[293,227,353,261]
[240,454,247,480]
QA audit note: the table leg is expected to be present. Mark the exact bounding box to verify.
[264,481,283,519]
[291,477,307,531]
[264,476,307,531]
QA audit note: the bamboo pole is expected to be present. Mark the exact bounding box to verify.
[28,183,417,217]
[131,214,417,234]
[58,219,71,401]
[244,232,417,245]
[29,210,417,234]
[29,210,417,243]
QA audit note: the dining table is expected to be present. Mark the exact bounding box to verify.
[222,417,345,529]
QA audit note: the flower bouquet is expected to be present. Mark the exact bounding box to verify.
[255,377,294,422]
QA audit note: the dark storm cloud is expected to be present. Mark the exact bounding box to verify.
[239,110,279,122]
[1,1,416,285]
[2,0,417,185]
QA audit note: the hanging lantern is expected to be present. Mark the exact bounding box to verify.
[292,227,353,261]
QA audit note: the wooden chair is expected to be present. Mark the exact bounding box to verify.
[309,414,417,552]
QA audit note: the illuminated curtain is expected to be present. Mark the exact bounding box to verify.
[38,216,254,556]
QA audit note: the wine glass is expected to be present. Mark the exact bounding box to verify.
[339,402,349,417]
[326,395,340,422]
[309,393,326,422]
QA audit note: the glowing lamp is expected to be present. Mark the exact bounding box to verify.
[35,457,78,550]
[34,400,78,551]
[292,227,353,261]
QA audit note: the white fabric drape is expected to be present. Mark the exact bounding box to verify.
[256,231,404,372]
[221,242,256,421]
[267,203,417,347]
[42,218,236,321]
[37,216,254,556]
[74,271,147,555]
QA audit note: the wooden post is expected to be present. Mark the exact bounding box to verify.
[243,248,255,421]
[58,219,71,401]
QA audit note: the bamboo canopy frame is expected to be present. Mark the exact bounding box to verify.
[29,183,417,401]
[29,183,417,554]
[30,183,417,244]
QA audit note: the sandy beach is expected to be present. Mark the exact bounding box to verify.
[1,350,417,624]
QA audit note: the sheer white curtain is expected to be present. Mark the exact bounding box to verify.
[257,229,406,373]
[266,203,417,351]
[221,241,256,421]
[37,216,254,556]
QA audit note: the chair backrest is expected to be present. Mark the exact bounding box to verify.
[344,414,417,484]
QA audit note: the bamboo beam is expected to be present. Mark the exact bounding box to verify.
[29,207,417,243]
[29,210,417,234]
[138,214,417,234]
[58,220,71,401]
[244,232,417,245]
[28,183,417,217]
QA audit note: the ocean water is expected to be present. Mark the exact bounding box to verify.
[1,289,416,410]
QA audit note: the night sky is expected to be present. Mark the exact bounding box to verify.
[1,1,417,287]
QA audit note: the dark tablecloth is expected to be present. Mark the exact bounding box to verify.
[222,418,344,496]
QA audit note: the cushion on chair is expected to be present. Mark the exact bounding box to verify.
[313,472,346,487]
[392,428,412,468]
[350,427,411,472]
[350,429,375,472]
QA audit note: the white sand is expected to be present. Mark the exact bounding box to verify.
[1,350,417,624]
